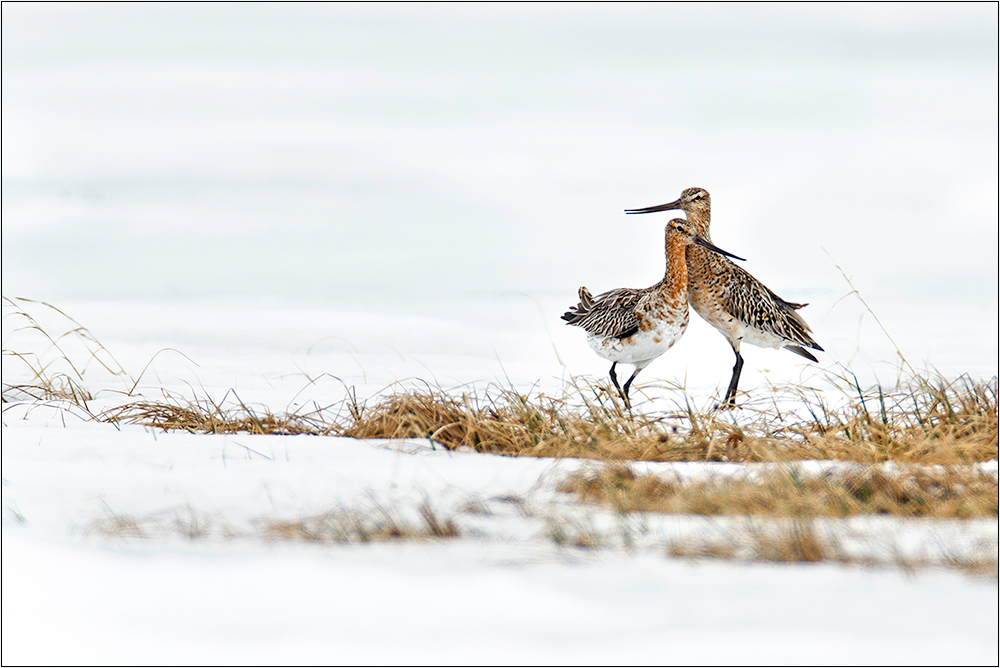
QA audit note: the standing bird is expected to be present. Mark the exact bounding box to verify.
[625,188,823,407]
[562,218,745,410]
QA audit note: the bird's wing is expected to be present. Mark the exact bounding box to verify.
[562,287,642,338]
[722,262,822,350]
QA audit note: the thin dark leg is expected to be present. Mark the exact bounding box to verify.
[721,348,744,408]
[622,368,641,410]
[609,362,628,407]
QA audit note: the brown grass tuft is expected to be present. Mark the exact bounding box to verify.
[101,389,337,436]
[6,296,997,465]
[558,463,999,519]
[54,374,1000,466]
[2,296,129,414]
[337,376,997,465]
[84,500,460,544]
[253,499,463,543]
[545,516,604,550]
[666,521,833,564]
[665,519,998,578]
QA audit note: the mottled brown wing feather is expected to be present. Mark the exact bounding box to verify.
[722,262,822,350]
[562,287,642,339]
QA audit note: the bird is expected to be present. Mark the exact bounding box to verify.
[625,187,823,407]
[562,218,745,410]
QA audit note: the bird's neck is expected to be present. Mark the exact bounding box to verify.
[686,208,712,241]
[657,236,690,300]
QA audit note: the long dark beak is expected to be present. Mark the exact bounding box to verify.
[694,234,745,262]
[624,198,682,215]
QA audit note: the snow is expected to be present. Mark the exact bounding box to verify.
[5,535,996,665]
[3,4,998,664]
[4,415,998,665]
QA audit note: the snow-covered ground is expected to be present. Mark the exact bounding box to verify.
[3,295,998,665]
[3,4,998,665]
[4,411,999,665]
[7,534,995,665]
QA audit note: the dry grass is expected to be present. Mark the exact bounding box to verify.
[82,501,997,578]
[13,299,996,580]
[6,296,996,466]
[536,507,998,578]
[664,520,998,579]
[11,373,988,467]
[557,463,999,519]
[334,375,997,465]
[544,516,605,550]
[665,521,829,563]
[257,501,459,543]
[85,500,460,544]
[101,388,339,436]
[2,297,126,415]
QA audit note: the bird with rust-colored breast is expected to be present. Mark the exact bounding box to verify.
[562,218,745,410]
[625,188,823,407]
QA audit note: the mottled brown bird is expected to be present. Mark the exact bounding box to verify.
[563,218,744,410]
[626,188,822,407]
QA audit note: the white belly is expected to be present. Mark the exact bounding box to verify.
[586,314,689,369]
[739,324,792,350]
[693,300,788,351]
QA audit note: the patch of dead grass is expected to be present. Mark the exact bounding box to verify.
[84,500,460,544]
[336,376,997,465]
[5,296,997,466]
[544,516,604,550]
[14,367,998,467]
[101,388,338,436]
[558,463,999,519]
[665,519,998,580]
[666,521,830,563]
